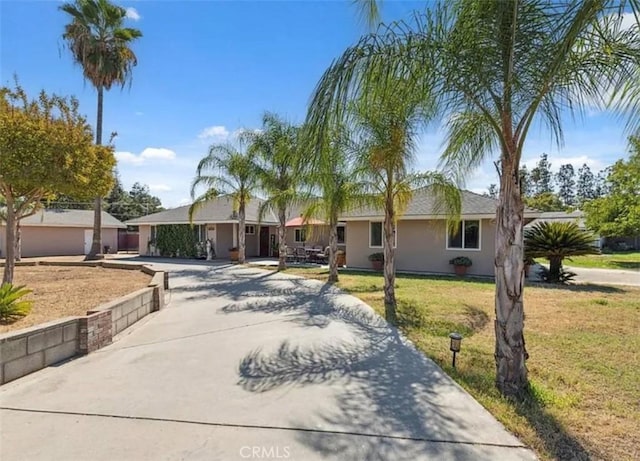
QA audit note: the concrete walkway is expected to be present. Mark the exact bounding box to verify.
[0,261,536,461]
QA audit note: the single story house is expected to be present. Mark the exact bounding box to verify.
[341,189,539,277]
[127,196,279,259]
[0,209,125,258]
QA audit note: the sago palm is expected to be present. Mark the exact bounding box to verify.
[60,0,142,260]
[241,113,306,271]
[307,0,640,397]
[189,144,259,264]
[525,222,598,283]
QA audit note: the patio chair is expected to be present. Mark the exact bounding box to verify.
[315,246,330,264]
[295,246,309,263]
[285,246,296,263]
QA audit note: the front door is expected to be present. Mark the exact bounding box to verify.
[84,229,92,255]
[259,226,270,257]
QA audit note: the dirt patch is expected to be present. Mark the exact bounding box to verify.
[1,265,151,334]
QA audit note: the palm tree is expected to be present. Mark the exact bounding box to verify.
[307,1,639,398]
[525,221,598,283]
[348,89,460,324]
[241,113,306,271]
[189,144,258,264]
[60,0,142,260]
[302,125,363,284]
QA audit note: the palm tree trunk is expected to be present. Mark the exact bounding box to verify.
[383,206,397,325]
[2,195,16,285]
[86,85,104,261]
[238,202,246,264]
[278,208,286,271]
[328,216,339,283]
[494,159,528,398]
[548,256,562,283]
[15,222,21,262]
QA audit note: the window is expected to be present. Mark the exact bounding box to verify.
[150,225,157,241]
[294,228,306,243]
[337,225,345,244]
[245,225,255,235]
[369,222,397,248]
[193,224,205,241]
[447,220,481,250]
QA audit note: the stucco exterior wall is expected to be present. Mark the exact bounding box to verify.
[139,225,151,255]
[216,223,234,259]
[345,218,496,277]
[0,226,118,258]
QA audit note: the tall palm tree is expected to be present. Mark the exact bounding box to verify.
[349,88,460,324]
[307,1,639,397]
[60,0,142,260]
[302,125,363,284]
[241,113,306,271]
[189,144,259,264]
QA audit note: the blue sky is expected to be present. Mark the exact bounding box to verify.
[0,1,632,208]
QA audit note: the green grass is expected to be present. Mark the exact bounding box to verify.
[564,251,640,270]
[284,267,640,461]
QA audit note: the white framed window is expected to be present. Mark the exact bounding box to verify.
[294,228,307,243]
[369,221,396,248]
[337,225,346,244]
[446,220,481,251]
[150,225,157,241]
[245,225,255,235]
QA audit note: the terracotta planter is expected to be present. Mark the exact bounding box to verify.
[371,260,384,271]
[229,250,239,262]
[336,253,346,267]
[453,265,468,276]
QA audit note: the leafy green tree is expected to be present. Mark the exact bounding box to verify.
[316,0,640,397]
[128,183,163,220]
[519,166,533,197]
[524,192,564,212]
[556,164,576,207]
[576,163,596,205]
[189,144,258,264]
[104,171,132,221]
[0,83,115,283]
[530,153,554,196]
[241,113,306,270]
[487,184,498,199]
[525,221,598,283]
[60,0,142,260]
[584,140,640,237]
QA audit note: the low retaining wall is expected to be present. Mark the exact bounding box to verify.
[0,263,167,385]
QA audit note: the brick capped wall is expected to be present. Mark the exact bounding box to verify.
[79,310,112,354]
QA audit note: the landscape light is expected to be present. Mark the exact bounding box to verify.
[449,332,463,368]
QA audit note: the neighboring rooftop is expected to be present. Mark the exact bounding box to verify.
[126,196,279,226]
[526,210,585,228]
[16,209,125,228]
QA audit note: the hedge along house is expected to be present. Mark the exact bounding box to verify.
[126,196,280,259]
[340,189,540,277]
[0,209,125,258]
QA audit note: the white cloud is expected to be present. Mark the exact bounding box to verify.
[619,12,636,31]
[125,7,140,21]
[141,147,176,160]
[198,125,230,140]
[115,147,176,166]
[148,184,172,192]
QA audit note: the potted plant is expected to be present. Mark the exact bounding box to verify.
[368,252,384,271]
[229,247,239,262]
[336,249,346,267]
[449,256,472,276]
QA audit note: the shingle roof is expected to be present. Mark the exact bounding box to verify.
[340,188,531,219]
[18,209,125,228]
[526,210,585,229]
[126,196,279,225]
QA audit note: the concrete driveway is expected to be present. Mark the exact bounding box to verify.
[565,265,640,286]
[0,261,535,461]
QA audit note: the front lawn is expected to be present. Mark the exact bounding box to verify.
[284,267,640,461]
[565,251,640,270]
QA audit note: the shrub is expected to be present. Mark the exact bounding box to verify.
[368,252,384,262]
[525,221,598,283]
[449,256,473,267]
[536,266,577,284]
[0,283,33,324]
